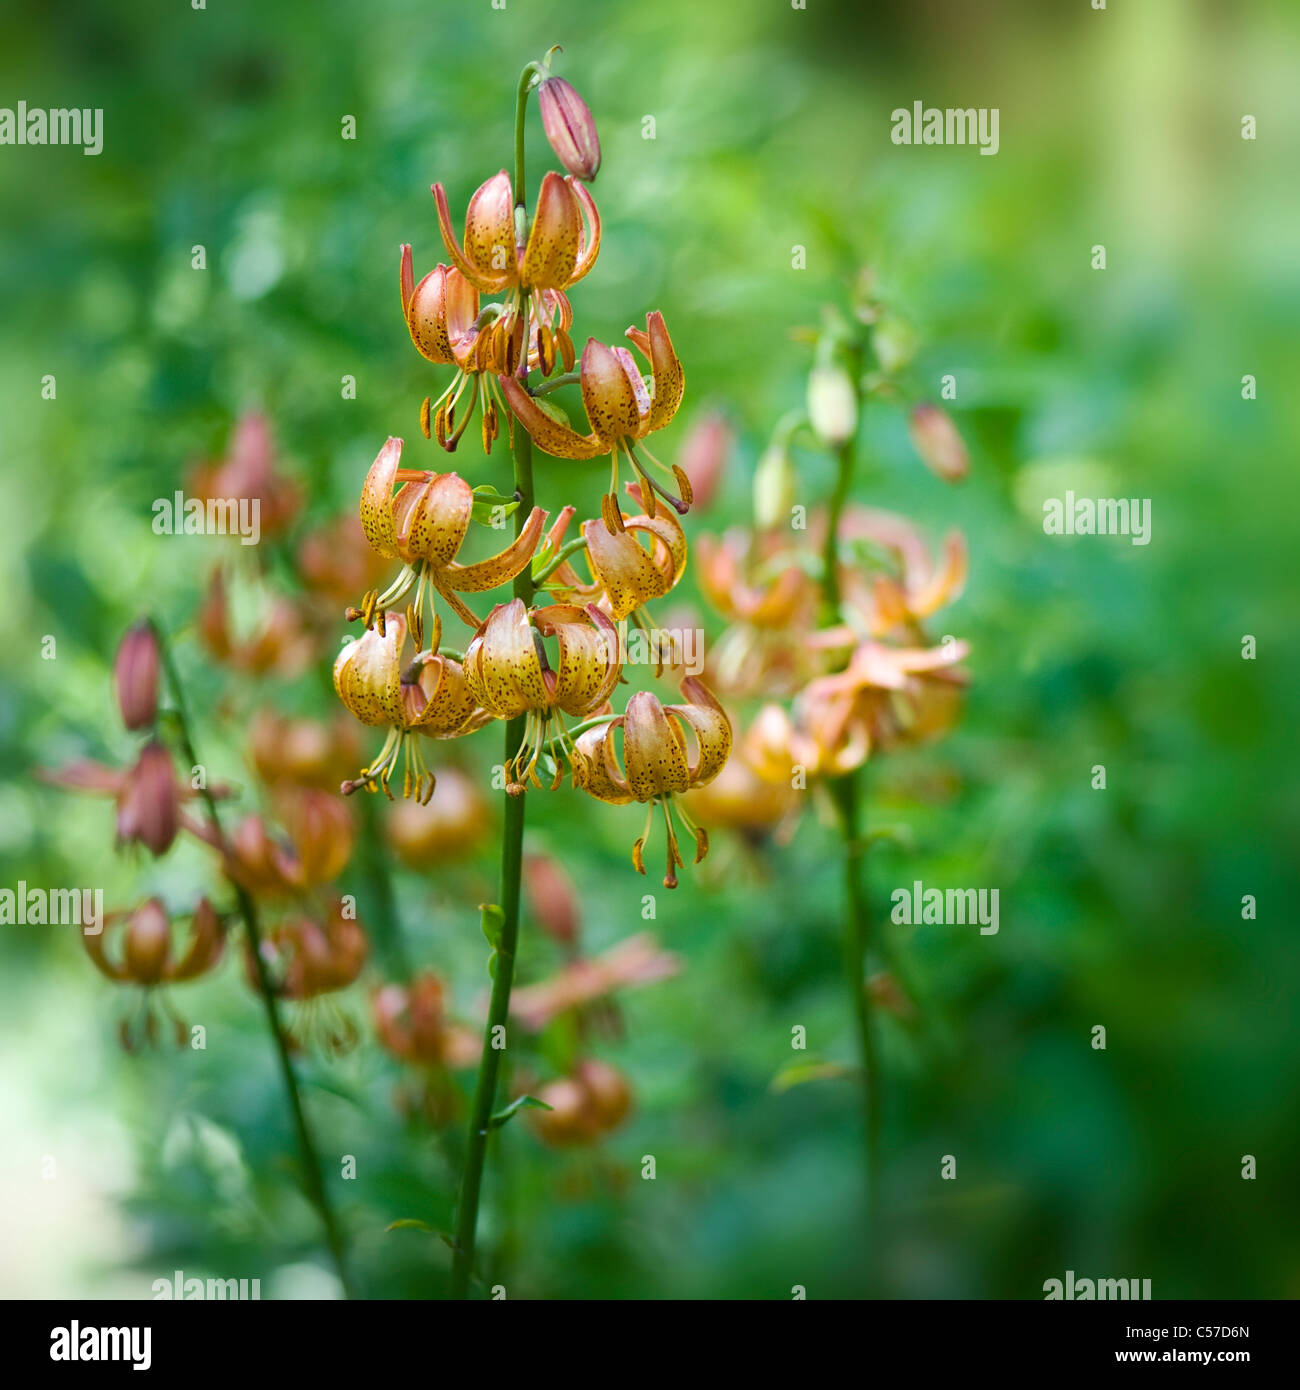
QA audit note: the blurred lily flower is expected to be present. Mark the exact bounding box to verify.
[355,435,548,630]
[510,932,681,1031]
[384,768,490,867]
[249,709,363,792]
[528,1058,631,1147]
[189,412,301,539]
[499,311,688,533]
[571,677,731,887]
[834,508,968,639]
[522,852,581,947]
[674,409,732,511]
[463,598,621,794]
[296,514,392,610]
[333,612,487,801]
[372,973,479,1069]
[197,568,316,677]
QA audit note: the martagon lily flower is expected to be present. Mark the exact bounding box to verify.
[353,435,548,633]
[463,598,621,794]
[571,677,731,887]
[333,611,488,800]
[400,246,576,453]
[499,311,689,533]
[540,484,687,621]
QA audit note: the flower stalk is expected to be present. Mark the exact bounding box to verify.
[149,618,355,1298]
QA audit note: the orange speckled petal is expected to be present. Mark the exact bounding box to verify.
[568,179,601,285]
[622,691,691,800]
[463,599,546,717]
[535,603,620,715]
[498,375,607,458]
[582,517,672,621]
[401,471,473,567]
[627,311,684,435]
[520,171,582,290]
[408,655,481,734]
[433,177,512,294]
[668,678,732,787]
[333,617,406,727]
[581,338,644,444]
[572,722,633,804]
[359,436,404,558]
[444,505,548,592]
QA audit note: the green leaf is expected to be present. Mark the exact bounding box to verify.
[769,1059,855,1094]
[470,485,520,527]
[489,1095,553,1129]
[385,1218,440,1235]
[480,903,505,978]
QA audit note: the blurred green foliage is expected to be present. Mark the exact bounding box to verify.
[1,0,1297,1299]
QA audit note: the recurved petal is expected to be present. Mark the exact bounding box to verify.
[572,722,634,804]
[433,178,510,293]
[581,338,644,444]
[464,599,548,717]
[333,616,406,727]
[463,171,516,288]
[535,603,620,715]
[569,179,601,284]
[520,171,582,290]
[582,516,672,621]
[444,505,548,592]
[622,691,691,800]
[667,678,732,788]
[497,375,607,459]
[404,263,452,364]
[400,471,474,567]
[626,311,684,434]
[360,437,405,558]
[170,897,225,982]
[408,655,482,734]
[910,530,968,617]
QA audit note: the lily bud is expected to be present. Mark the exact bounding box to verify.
[116,741,180,856]
[113,623,160,731]
[908,404,968,483]
[806,362,858,447]
[753,442,796,531]
[537,75,602,181]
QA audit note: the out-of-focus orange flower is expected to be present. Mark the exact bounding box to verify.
[249,709,363,792]
[355,436,548,629]
[674,410,732,512]
[908,403,969,483]
[510,932,681,1031]
[189,412,300,539]
[464,598,621,794]
[681,743,801,839]
[499,311,687,533]
[384,768,490,867]
[372,973,479,1069]
[296,514,392,609]
[572,677,731,887]
[522,852,581,947]
[528,1058,632,1147]
[249,898,368,1002]
[833,508,967,640]
[197,568,316,677]
[333,612,487,801]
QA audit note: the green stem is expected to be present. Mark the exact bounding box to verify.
[150,619,355,1298]
[533,534,588,585]
[449,428,534,1300]
[532,371,581,397]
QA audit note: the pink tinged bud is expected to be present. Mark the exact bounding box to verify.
[806,363,858,447]
[117,741,180,857]
[113,622,160,731]
[909,404,969,483]
[676,411,732,511]
[537,76,602,181]
[523,853,580,947]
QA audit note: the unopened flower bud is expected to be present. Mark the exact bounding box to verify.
[123,899,172,985]
[806,362,858,447]
[114,623,160,731]
[753,442,797,531]
[537,75,601,181]
[873,316,917,374]
[116,741,180,857]
[908,404,968,483]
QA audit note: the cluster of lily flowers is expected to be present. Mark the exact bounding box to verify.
[331,58,732,890]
